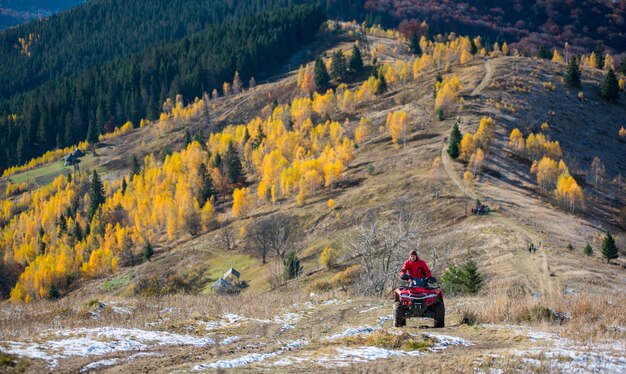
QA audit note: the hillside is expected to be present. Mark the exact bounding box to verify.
[0,1,82,30]
[0,24,625,372]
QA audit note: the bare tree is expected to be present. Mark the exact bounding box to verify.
[589,156,607,190]
[347,201,430,296]
[216,226,235,251]
[247,213,299,264]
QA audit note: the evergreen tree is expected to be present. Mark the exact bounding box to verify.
[185,129,192,146]
[58,214,67,234]
[121,177,127,195]
[48,283,60,300]
[38,227,46,255]
[86,119,98,145]
[594,44,606,69]
[410,33,421,55]
[376,72,387,94]
[330,49,347,81]
[537,46,550,59]
[602,231,619,263]
[470,39,477,55]
[584,243,593,256]
[198,162,216,204]
[225,142,244,184]
[565,56,582,89]
[447,123,462,159]
[349,44,363,72]
[314,56,330,91]
[284,251,302,280]
[144,240,154,261]
[601,68,620,102]
[463,250,483,294]
[130,154,141,177]
[88,170,105,222]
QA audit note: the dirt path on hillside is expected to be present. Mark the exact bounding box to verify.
[440,59,555,295]
[471,60,493,96]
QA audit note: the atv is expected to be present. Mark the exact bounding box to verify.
[393,276,445,328]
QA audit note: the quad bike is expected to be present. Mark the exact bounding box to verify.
[393,276,445,328]
[471,204,490,215]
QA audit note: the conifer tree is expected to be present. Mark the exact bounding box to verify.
[284,251,302,280]
[144,240,153,261]
[601,68,620,102]
[198,162,216,204]
[447,123,461,159]
[602,231,619,263]
[377,73,387,94]
[410,33,421,55]
[314,56,330,92]
[470,39,477,55]
[537,46,550,59]
[225,142,244,184]
[619,58,626,76]
[330,49,347,81]
[121,177,127,195]
[185,129,192,146]
[566,56,582,89]
[584,243,593,256]
[349,44,363,72]
[88,170,105,222]
[48,283,60,300]
[594,44,606,69]
[130,154,141,177]
[463,250,483,294]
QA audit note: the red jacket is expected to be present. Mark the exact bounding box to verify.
[400,258,432,278]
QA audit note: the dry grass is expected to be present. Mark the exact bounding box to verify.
[458,287,626,341]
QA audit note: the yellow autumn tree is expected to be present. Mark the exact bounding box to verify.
[232,188,254,218]
[386,110,409,147]
[459,133,475,161]
[556,175,584,212]
[508,128,525,152]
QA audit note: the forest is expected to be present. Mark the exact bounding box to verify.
[0,3,326,171]
[364,0,626,53]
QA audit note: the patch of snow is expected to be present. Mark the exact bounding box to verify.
[562,288,577,295]
[80,358,119,372]
[315,346,422,367]
[112,306,132,315]
[324,326,380,340]
[0,327,213,368]
[221,336,241,345]
[193,339,307,370]
[422,333,472,350]
[359,305,383,314]
[377,315,393,326]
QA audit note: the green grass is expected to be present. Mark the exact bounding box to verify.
[102,274,131,292]
[8,161,69,186]
[196,247,262,294]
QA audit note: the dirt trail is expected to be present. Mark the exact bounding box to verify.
[471,60,493,96]
[440,59,555,295]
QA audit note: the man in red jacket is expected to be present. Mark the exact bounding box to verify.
[399,250,432,280]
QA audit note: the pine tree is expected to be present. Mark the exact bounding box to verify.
[376,73,387,94]
[447,123,461,159]
[619,58,626,76]
[314,56,330,92]
[48,283,60,300]
[584,243,593,256]
[462,250,483,294]
[185,129,192,146]
[410,33,421,55]
[565,56,582,89]
[470,39,477,55]
[601,68,620,102]
[330,49,347,81]
[130,154,141,177]
[602,231,619,263]
[88,170,105,222]
[284,251,302,280]
[121,177,127,195]
[144,240,153,261]
[537,46,550,59]
[594,44,606,69]
[198,162,216,204]
[225,141,244,184]
[349,44,363,72]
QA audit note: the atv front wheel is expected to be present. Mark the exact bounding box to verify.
[393,301,406,327]
[434,301,445,328]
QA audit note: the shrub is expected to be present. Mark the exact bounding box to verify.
[319,247,339,269]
